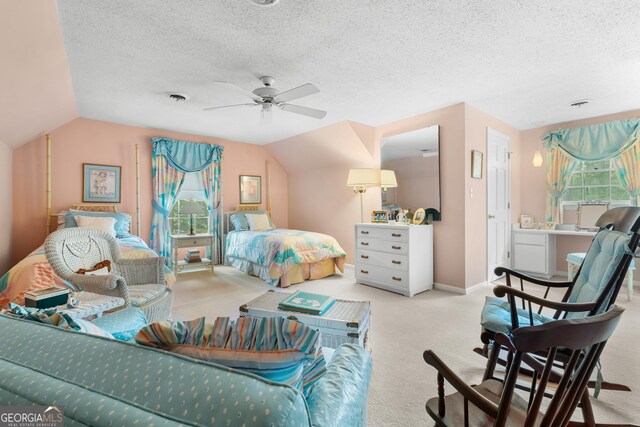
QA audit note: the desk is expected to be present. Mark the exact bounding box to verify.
[511,228,596,279]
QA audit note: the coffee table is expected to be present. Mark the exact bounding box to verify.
[240,290,371,351]
[55,291,125,319]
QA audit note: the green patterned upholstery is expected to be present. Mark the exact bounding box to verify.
[0,314,372,427]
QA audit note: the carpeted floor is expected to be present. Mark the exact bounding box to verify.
[171,266,640,426]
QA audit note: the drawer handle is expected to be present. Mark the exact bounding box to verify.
[392,233,401,237]
[361,230,369,234]
[361,242,369,246]
[193,241,198,244]
[392,276,402,281]
[392,260,401,264]
[360,255,369,259]
[392,245,402,250]
[360,269,369,274]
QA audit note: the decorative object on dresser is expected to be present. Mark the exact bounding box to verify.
[371,210,388,223]
[471,149,483,179]
[347,168,381,223]
[82,163,121,203]
[519,214,534,229]
[239,175,261,204]
[171,234,214,274]
[412,208,426,225]
[544,221,557,230]
[179,200,208,236]
[355,223,433,297]
[240,290,371,350]
[576,202,609,231]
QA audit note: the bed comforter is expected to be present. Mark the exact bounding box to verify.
[0,235,175,308]
[225,229,346,286]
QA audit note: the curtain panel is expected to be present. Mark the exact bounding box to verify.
[541,119,640,213]
[150,138,224,263]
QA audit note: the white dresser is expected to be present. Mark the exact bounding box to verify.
[354,223,433,297]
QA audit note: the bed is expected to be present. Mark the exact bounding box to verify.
[0,204,176,308]
[224,205,346,287]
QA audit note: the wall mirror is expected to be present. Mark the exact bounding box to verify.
[381,124,441,219]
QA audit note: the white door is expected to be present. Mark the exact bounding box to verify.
[487,128,511,282]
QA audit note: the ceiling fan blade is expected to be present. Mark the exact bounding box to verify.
[274,83,319,103]
[279,103,327,119]
[213,81,264,102]
[203,103,258,111]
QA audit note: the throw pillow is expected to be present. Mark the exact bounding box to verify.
[229,213,249,231]
[135,316,326,395]
[65,211,132,238]
[246,213,275,231]
[75,216,117,237]
[92,307,148,341]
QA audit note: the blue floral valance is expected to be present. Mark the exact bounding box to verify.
[151,137,224,173]
[541,119,639,161]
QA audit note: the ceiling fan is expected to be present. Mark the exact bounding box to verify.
[204,76,327,120]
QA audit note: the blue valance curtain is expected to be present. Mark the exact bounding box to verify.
[150,137,224,264]
[541,119,640,221]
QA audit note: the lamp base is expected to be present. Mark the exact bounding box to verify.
[187,229,196,236]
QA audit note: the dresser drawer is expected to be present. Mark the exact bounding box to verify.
[357,238,408,254]
[356,264,409,288]
[357,249,408,271]
[512,232,546,246]
[357,226,408,242]
[174,236,212,248]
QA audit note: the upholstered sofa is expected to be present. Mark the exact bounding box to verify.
[0,313,372,426]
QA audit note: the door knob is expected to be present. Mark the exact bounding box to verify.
[488,214,496,219]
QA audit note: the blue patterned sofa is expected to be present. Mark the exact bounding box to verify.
[0,314,372,426]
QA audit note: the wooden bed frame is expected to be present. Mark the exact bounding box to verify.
[44,134,141,236]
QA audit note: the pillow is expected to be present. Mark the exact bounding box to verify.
[56,211,68,230]
[246,213,275,231]
[5,303,114,339]
[135,316,326,395]
[75,216,117,237]
[92,307,148,341]
[230,210,275,231]
[65,211,132,238]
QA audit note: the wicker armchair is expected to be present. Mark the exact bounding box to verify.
[44,228,172,322]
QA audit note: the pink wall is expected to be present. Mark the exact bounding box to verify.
[11,118,288,263]
[0,1,76,147]
[0,141,12,275]
[266,121,379,263]
[382,156,440,211]
[520,108,640,272]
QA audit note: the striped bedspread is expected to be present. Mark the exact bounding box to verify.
[0,235,175,308]
[225,229,346,283]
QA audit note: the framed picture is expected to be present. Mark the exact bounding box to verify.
[577,202,609,231]
[83,163,121,203]
[471,150,483,179]
[413,208,426,225]
[544,221,557,230]
[239,175,261,204]
[520,214,534,229]
[371,210,388,223]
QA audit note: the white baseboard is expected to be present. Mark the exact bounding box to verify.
[434,281,488,295]
[344,263,354,271]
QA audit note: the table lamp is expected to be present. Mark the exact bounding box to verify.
[179,200,207,236]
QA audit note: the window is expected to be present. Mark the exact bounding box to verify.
[169,173,209,235]
[563,160,630,206]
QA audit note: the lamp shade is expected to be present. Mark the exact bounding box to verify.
[380,170,397,189]
[532,150,543,167]
[347,168,380,187]
[179,200,207,215]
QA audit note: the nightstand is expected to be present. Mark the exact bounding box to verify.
[170,234,214,274]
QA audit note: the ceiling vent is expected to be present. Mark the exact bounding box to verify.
[167,93,189,102]
[249,0,280,5]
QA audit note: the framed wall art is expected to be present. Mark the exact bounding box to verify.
[471,150,483,179]
[520,214,534,229]
[83,163,121,203]
[239,175,261,204]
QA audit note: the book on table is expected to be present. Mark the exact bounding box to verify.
[277,291,336,316]
[24,286,70,309]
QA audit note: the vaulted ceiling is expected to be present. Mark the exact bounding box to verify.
[2,1,640,148]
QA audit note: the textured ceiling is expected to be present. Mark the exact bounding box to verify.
[55,0,640,145]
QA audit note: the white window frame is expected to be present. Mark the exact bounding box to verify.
[562,159,631,211]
